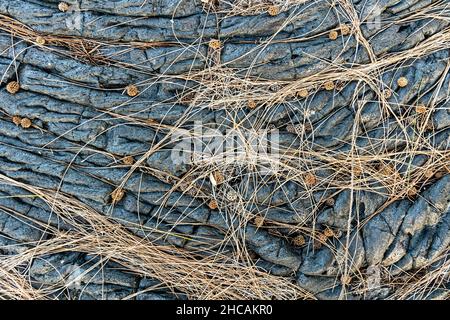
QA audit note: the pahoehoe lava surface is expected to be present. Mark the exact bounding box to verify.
[0,0,449,300]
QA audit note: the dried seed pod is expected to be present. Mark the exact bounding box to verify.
[329,30,338,40]
[383,89,392,99]
[415,104,427,114]
[126,84,139,97]
[341,274,352,285]
[122,156,134,165]
[435,171,444,179]
[292,235,306,247]
[379,164,395,176]
[208,199,218,210]
[208,39,221,50]
[254,216,265,228]
[12,116,22,126]
[424,169,434,179]
[304,172,317,187]
[397,77,408,88]
[247,99,257,109]
[323,227,335,238]
[297,88,309,98]
[353,165,363,177]
[35,36,46,46]
[407,186,418,197]
[340,24,351,36]
[146,118,158,126]
[270,84,282,92]
[324,81,335,91]
[325,197,335,206]
[267,5,280,16]
[213,171,224,185]
[248,250,258,260]
[318,233,328,243]
[58,2,70,12]
[6,81,20,94]
[20,118,32,128]
[111,188,125,203]
[226,190,238,201]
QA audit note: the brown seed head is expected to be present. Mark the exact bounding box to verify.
[424,169,434,179]
[254,216,265,228]
[329,30,338,40]
[226,190,238,201]
[35,36,46,46]
[208,199,218,210]
[383,89,392,99]
[248,250,258,260]
[213,171,224,185]
[209,39,221,50]
[379,164,395,176]
[247,99,257,109]
[304,172,317,187]
[58,2,70,12]
[353,165,363,177]
[415,104,427,114]
[340,24,351,36]
[397,77,408,88]
[292,235,306,247]
[297,88,309,98]
[407,186,417,198]
[20,118,32,128]
[122,156,134,165]
[318,233,328,243]
[341,274,352,285]
[126,85,139,97]
[325,197,335,207]
[111,188,125,203]
[6,81,20,94]
[324,81,335,91]
[267,5,280,16]
[12,116,22,126]
[323,227,335,238]
[435,171,444,179]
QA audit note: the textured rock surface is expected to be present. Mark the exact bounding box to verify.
[0,0,448,300]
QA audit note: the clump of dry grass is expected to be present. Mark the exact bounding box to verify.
[211,0,309,17]
[0,174,310,300]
